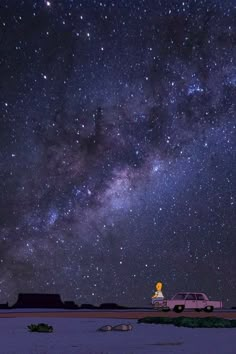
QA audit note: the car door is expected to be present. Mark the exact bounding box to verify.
[196,293,207,309]
[170,293,186,309]
[185,293,197,308]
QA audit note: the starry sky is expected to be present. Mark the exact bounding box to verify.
[0,0,235,308]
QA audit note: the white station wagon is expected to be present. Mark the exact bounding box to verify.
[152,292,223,312]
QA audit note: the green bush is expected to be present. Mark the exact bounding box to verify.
[27,323,53,332]
[137,317,236,328]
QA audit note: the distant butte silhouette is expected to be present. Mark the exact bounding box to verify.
[11,293,65,308]
[80,303,98,309]
[0,302,9,309]
[63,301,79,309]
[99,303,127,309]
[4,293,150,310]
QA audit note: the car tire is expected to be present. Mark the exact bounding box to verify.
[204,306,214,312]
[173,305,184,313]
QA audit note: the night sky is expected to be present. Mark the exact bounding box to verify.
[0,0,235,308]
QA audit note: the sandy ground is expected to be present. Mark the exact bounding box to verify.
[0,316,235,354]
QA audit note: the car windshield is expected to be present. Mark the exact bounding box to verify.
[172,293,186,300]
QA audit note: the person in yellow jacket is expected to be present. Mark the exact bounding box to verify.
[152,281,164,300]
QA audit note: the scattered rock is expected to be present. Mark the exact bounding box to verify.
[97,325,113,332]
[112,324,133,331]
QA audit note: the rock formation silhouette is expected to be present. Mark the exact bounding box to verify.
[63,301,79,309]
[11,293,64,308]
[99,303,127,309]
[0,302,9,309]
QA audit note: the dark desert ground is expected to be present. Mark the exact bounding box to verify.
[0,308,236,354]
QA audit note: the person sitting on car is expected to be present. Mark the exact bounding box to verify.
[152,281,164,300]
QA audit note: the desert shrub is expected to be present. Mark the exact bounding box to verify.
[137,317,236,328]
[27,323,53,332]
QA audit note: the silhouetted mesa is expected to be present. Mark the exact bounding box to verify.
[63,301,79,309]
[80,304,98,309]
[0,302,9,309]
[99,303,127,309]
[11,293,65,308]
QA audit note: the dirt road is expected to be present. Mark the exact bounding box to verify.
[0,310,235,319]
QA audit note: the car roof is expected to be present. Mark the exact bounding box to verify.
[175,292,205,295]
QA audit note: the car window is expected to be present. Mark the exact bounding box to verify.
[196,294,205,300]
[186,293,196,300]
[173,293,186,300]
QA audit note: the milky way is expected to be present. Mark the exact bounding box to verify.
[0,0,235,307]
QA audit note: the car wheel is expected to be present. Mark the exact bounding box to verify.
[204,306,214,312]
[174,305,184,313]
